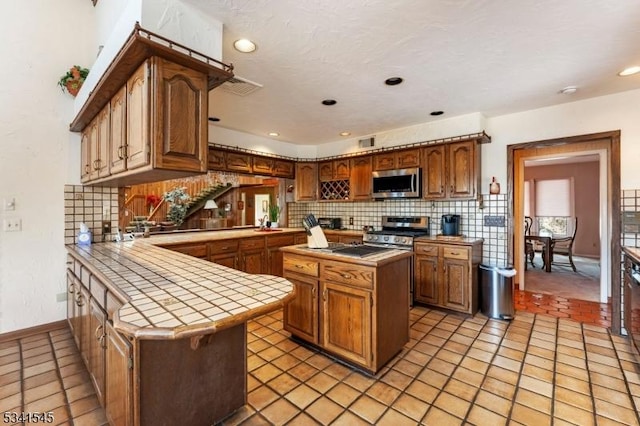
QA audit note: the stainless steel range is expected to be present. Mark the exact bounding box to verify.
[363,216,430,306]
[363,216,430,250]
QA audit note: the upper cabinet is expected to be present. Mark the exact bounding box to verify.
[207,147,295,179]
[373,148,420,171]
[70,25,234,187]
[350,156,372,200]
[295,162,319,201]
[423,140,479,200]
[319,159,350,182]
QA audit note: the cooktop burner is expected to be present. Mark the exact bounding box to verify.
[363,216,430,247]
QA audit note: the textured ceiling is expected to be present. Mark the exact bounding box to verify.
[185,0,640,145]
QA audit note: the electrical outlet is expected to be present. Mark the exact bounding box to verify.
[3,218,22,232]
[102,220,111,234]
[349,217,354,225]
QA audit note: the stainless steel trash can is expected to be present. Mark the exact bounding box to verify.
[479,263,516,320]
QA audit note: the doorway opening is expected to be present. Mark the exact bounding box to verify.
[508,131,621,333]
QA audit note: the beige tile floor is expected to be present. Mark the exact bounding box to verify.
[2,306,640,425]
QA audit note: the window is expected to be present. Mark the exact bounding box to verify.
[531,178,574,236]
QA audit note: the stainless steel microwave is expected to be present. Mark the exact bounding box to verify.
[372,168,421,199]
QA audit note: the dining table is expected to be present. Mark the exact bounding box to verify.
[525,234,553,272]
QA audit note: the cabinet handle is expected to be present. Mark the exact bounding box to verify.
[450,185,454,194]
[440,185,444,194]
[117,146,124,159]
[312,287,316,298]
[75,293,84,307]
[95,324,104,339]
[68,282,75,294]
[341,273,351,279]
[295,264,304,269]
[85,164,90,174]
[222,246,229,250]
[450,251,459,256]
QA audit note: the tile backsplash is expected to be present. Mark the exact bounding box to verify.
[622,189,640,247]
[64,185,119,245]
[288,193,508,264]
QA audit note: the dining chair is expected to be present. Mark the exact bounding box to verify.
[543,217,578,272]
[524,216,535,269]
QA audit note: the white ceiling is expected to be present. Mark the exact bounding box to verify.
[185,0,640,145]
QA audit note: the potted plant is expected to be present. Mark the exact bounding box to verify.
[58,65,89,97]
[164,187,190,227]
[268,197,281,228]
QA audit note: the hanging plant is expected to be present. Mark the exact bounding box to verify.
[58,65,89,97]
[163,187,190,226]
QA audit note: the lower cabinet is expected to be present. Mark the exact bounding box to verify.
[105,322,133,426]
[239,238,266,273]
[89,298,106,405]
[414,239,483,314]
[266,234,295,276]
[209,239,239,269]
[283,252,409,373]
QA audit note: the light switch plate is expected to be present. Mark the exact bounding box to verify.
[484,216,505,227]
[4,197,15,211]
[3,218,21,231]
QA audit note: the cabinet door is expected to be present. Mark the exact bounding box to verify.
[423,145,446,199]
[96,105,111,179]
[66,272,79,338]
[79,286,91,367]
[226,152,252,173]
[322,282,371,368]
[208,149,226,170]
[154,58,208,172]
[334,159,350,179]
[252,156,274,175]
[88,118,101,181]
[105,322,133,426]
[448,140,476,199]
[210,253,238,269]
[295,163,318,201]
[126,61,151,171]
[283,273,319,344]
[273,159,295,178]
[89,298,106,406]
[415,255,439,305]
[109,86,127,174]
[266,235,295,276]
[350,156,372,200]
[396,149,420,168]
[242,248,265,274]
[373,153,396,171]
[442,257,470,312]
[80,128,91,183]
[318,161,334,182]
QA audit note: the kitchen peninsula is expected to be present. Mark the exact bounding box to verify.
[65,229,300,426]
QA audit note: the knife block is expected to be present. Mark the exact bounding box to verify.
[307,225,329,248]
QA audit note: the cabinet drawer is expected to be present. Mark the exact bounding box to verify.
[415,244,438,256]
[283,255,319,277]
[169,244,208,258]
[266,234,295,247]
[443,247,469,260]
[209,240,239,254]
[240,237,265,250]
[322,263,373,289]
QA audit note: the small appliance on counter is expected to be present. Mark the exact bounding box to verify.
[302,214,329,248]
[318,217,342,230]
[441,214,461,236]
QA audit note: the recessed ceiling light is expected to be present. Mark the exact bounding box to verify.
[385,77,403,86]
[559,86,578,95]
[233,39,257,53]
[268,132,279,137]
[430,111,444,116]
[208,117,220,122]
[322,99,337,106]
[618,66,640,77]
[340,132,351,136]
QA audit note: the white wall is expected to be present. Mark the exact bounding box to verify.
[0,1,97,333]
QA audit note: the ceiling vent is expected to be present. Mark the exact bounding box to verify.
[219,75,263,96]
[359,137,375,148]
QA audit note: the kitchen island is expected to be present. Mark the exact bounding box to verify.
[280,244,412,373]
[65,230,299,426]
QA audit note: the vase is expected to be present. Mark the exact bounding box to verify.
[65,80,83,97]
[270,222,279,229]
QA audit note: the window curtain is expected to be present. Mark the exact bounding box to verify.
[534,178,574,217]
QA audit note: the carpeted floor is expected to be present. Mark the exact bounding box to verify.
[523,255,602,302]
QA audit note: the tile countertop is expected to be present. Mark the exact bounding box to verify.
[623,246,640,264]
[66,229,304,340]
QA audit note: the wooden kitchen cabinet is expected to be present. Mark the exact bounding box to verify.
[225,151,252,173]
[79,285,91,367]
[322,281,371,367]
[373,148,420,171]
[109,86,127,174]
[81,107,110,183]
[209,239,239,269]
[89,298,107,405]
[414,239,482,314]
[423,140,479,200]
[240,237,266,274]
[105,321,133,426]
[350,156,372,200]
[295,162,319,201]
[282,251,410,373]
[124,63,150,172]
[319,159,350,181]
[266,234,296,276]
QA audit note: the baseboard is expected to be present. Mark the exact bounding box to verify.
[0,319,68,343]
